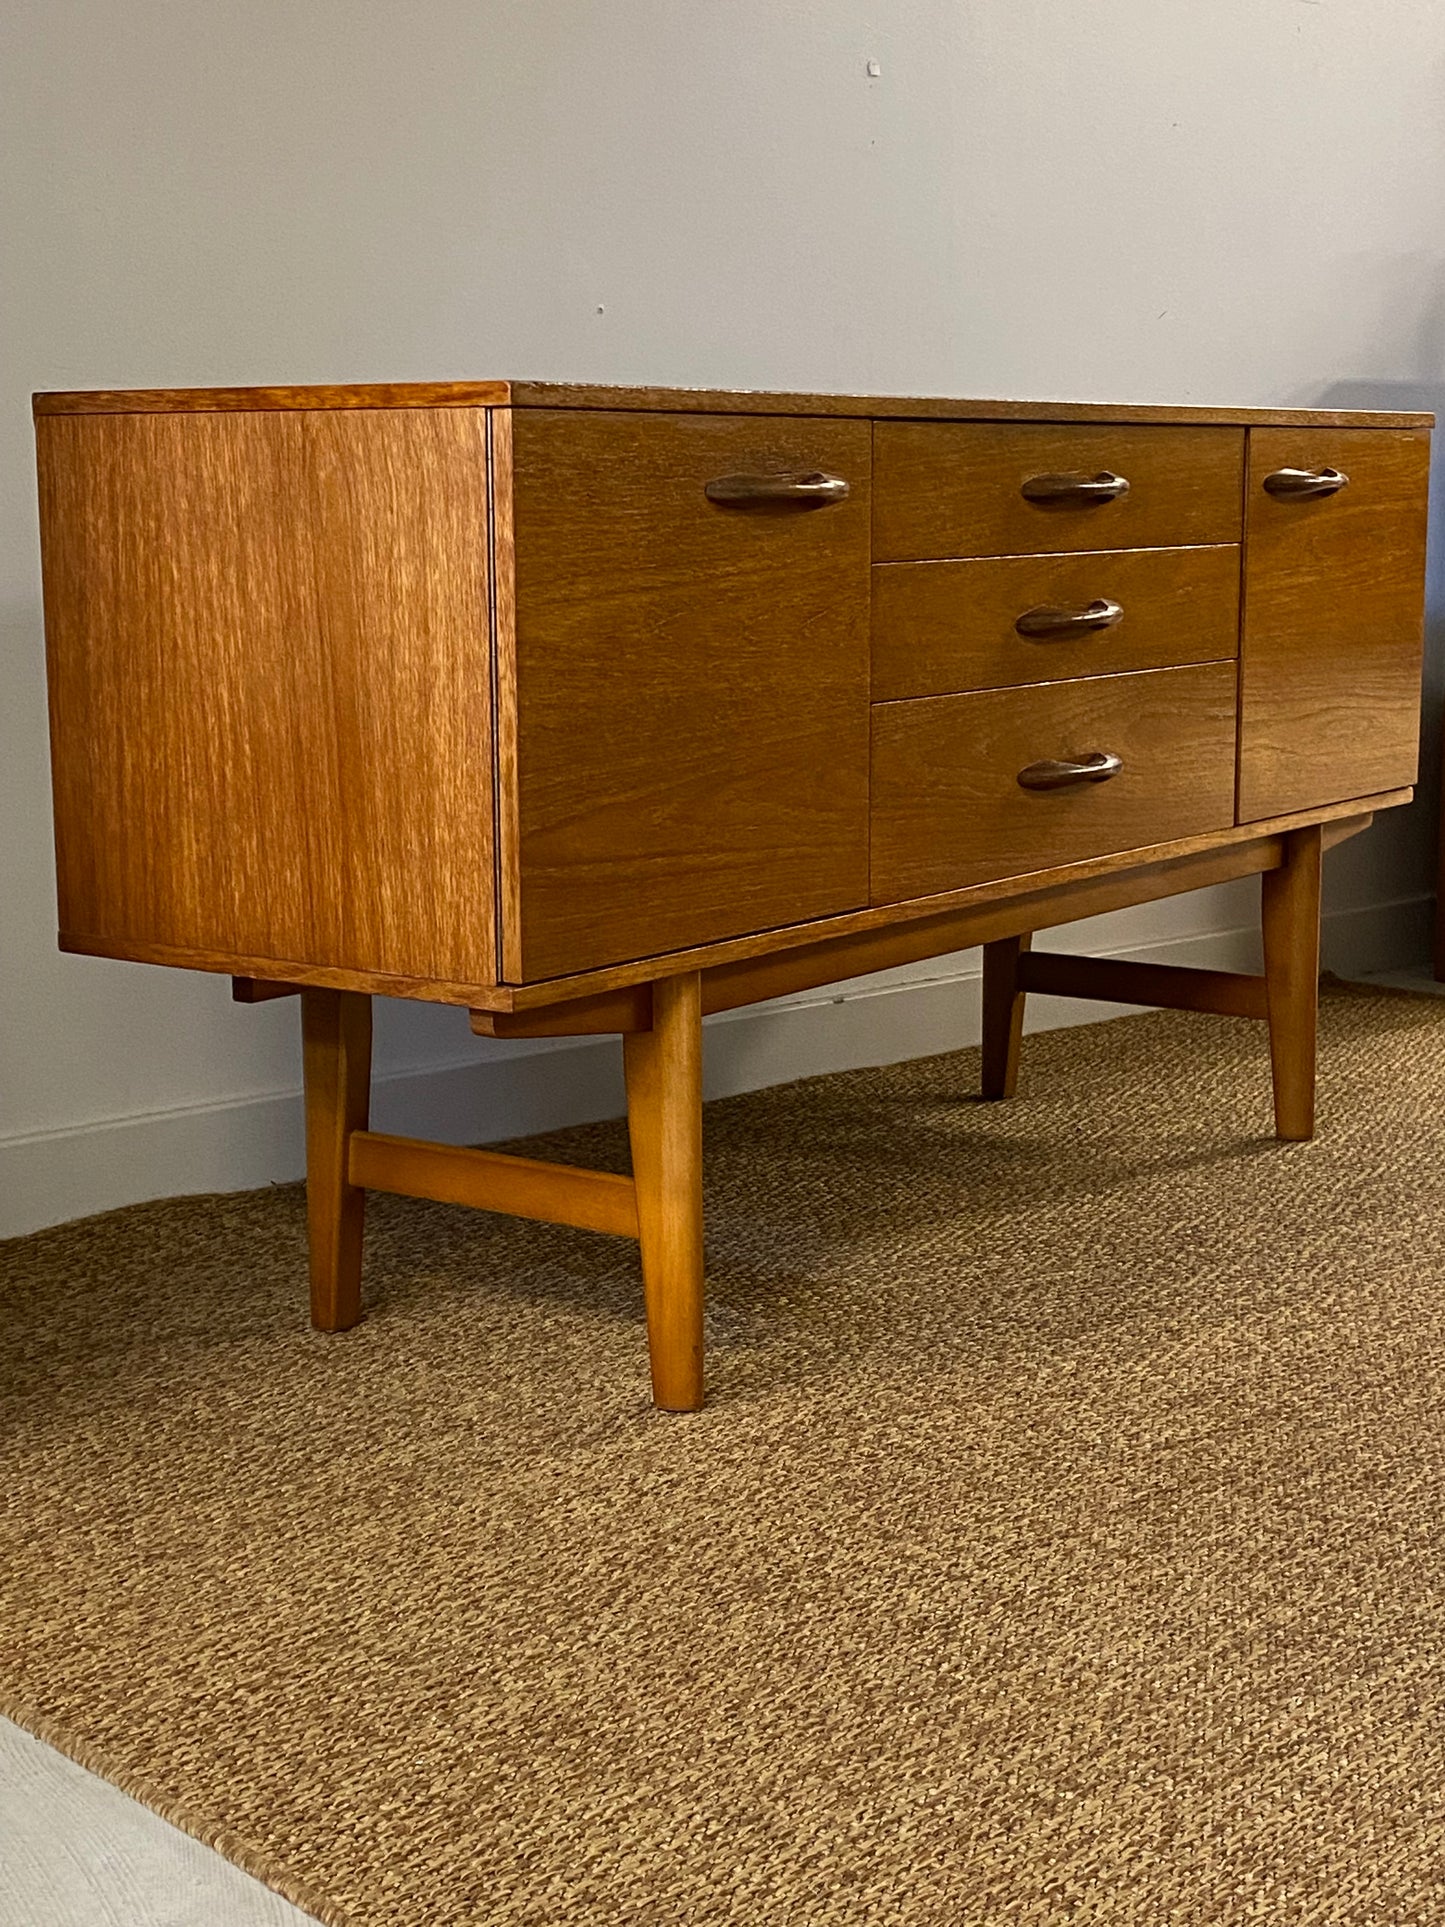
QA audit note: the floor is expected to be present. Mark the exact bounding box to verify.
[0,1719,315,1926]
[2,965,1439,1927]
[1364,966,1445,997]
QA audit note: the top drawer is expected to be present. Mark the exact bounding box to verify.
[873,423,1245,561]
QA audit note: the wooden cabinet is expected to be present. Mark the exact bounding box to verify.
[32,381,1432,1410]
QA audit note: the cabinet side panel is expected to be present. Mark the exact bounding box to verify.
[37,408,496,986]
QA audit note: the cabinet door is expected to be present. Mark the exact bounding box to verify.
[500,410,871,982]
[1238,427,1429,821]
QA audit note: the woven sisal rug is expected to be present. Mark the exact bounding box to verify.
[3,989,1444,1925]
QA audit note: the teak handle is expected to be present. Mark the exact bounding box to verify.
[704,470,850,508]
[1014,596,1124,639]
[1262,466,1350,500]
[1020,470,1130,507]
[1017,751,1124,791]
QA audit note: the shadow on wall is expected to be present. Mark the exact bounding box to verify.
[1296,377,1445,961]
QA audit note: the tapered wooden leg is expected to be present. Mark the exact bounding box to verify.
[301,988,373,1330]
[623,972,705,1411]
[1261,824,1322,1142]
[981,933,1031,1099]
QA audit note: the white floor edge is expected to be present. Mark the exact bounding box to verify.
[0,1717,316,1927]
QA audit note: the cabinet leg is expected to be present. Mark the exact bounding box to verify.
[981,934,1031,1099]
[1261,824,1322,1142]
[301,988,373,1330]
[623,972,705,1412]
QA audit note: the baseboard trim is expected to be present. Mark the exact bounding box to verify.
[1,895,1430,1239]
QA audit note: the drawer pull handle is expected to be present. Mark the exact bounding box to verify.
[1015,597,1124,639]
[1262,466,1350,500]
[1020,470,1130,507]
[704,470,850,508]
[1017,751,1123,792]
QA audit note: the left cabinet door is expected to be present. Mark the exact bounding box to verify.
[498,410,872,982]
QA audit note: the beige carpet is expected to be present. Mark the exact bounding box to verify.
[3,989,1445,1926]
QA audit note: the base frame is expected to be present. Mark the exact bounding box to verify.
[280,817,1341,1409]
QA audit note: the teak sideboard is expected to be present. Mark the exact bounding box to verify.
[33,381,1432,1409]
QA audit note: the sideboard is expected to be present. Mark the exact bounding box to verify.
[33,382,1432,1409]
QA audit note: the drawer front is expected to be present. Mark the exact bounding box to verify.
[870,662,1238,904]
[1238,426,1430,821]
[873,423,1245,562]
[872,544,1239,701]
[504,410,871,982]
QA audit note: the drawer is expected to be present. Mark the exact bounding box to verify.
[870,661,1238,904]
[871,544,1239,701]
[873,423,1245,562]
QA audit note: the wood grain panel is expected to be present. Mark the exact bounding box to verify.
[57,793,1400,1011]
[872,544,1239,700]
[34,383,509,414]
[873,423,1244,562]
[465,812,1372,1032]
[502,409,872,981]
[36,384,1432,428]
[476,795,1395,1008]
[1238,427,1430,821]
[37,408,496,983]
[870,663,1238,903]
[506,387,1431,430]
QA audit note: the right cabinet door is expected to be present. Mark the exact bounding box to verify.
[1239,425,1430,821]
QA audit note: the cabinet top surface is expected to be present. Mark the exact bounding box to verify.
[30,379,1434,429]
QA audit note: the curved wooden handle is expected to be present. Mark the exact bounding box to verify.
[1014,597,1124,639]
[1262,466,1349,500]
[704,471,850,508]
[1020,470,1130,507]
[1016,751,1124,792]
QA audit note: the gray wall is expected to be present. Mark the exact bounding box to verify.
[3,1,1443,1235]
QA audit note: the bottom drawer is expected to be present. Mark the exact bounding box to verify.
[870,662,1238,904]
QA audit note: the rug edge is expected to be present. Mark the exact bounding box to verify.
[1322,971,1442,1003]
[0,1692,360,1927]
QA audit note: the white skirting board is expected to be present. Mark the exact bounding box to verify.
[0,895,1431,1242]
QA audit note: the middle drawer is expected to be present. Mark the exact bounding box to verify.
[872,545,1240,701]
